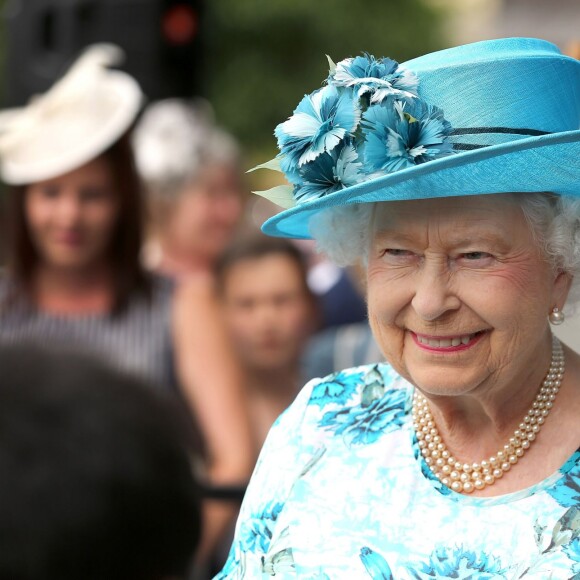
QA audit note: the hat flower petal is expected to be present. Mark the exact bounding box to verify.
[274,85,361,170]
[293,142,364,204]
[362,99,454,174]
[329,53,419,104]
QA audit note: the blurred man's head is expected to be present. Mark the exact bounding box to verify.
[0,344,201,580]
[217,236,318,375]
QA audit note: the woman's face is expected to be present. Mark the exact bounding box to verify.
[366,194,571,397]
[25,157,120,272]
[168,163,243,265]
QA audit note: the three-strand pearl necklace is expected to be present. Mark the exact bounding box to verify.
[412,337,564,494]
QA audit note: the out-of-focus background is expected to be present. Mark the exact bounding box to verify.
[2,0,578,228]
[0,2,579,578]
[0,0,579,231]
[3,0,577,345]
[1,0,576,163]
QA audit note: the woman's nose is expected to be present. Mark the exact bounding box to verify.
[56,193,83,224]
[216,192,242,223]
[411,259,460,321]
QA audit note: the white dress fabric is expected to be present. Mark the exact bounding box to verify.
[216,363,580,579]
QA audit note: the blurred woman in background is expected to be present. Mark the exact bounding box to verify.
[0,45,253,572]
[132,98,253,576]
[133,98,244,279]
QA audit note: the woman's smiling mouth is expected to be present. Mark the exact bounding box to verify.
[411,330,486,351]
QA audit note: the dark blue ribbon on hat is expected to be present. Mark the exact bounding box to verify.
[451,127,552,150]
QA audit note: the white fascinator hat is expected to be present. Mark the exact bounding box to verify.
[0,44,143,185]
[132,98,240,199]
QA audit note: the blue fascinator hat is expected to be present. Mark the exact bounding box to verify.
[253,38,580,239]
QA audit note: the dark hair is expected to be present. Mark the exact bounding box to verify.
[0,343,201,580]
[3,133,150,314]
[215,234,312,297]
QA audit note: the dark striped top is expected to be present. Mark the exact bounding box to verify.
[0,273,177,392]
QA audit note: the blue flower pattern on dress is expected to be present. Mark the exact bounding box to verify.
[411,431,452,494]
[310,367,365,408]
[410,545,506,579]
[216,363,580,579]
[240,501,284,553]
[360,546,394,579]
[564,537,580,565]
[320,385,406,445]
[317,365,406,445]
[548,461,580,508]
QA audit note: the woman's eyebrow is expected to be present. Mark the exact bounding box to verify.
[372,230,420,245]
[373,229,511,248]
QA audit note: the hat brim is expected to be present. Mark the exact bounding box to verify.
[262,129,580,239]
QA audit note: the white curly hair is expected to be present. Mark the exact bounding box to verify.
[310,192,580,306]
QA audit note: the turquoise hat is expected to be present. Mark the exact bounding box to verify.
[254,38,580,239]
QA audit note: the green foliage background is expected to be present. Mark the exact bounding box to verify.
[204,0,447,159]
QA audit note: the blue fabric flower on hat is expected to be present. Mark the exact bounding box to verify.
[362,100,454,173]
[329,53,419,104]
[292,142,364,203]
[252,53,455,208]
[275,84,361,169]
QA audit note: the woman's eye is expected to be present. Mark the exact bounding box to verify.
[382,249,415,260]
[40,186,60,199]
[463,252,491,260]
[458,251,493,265]
[386,249,412,255]
[80,188,109,202]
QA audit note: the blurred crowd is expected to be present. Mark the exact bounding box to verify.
[0,45,381,579]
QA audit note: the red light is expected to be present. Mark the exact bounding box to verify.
[162,4,198,45]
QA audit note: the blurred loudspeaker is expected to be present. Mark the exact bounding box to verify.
[2,0,205,106]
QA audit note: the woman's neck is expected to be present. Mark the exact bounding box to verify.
[32,262,114,315]
[246,366,301,449]
[412,340,580,497]
[247,365,301,401]
[418,342,580,497]
[430,358,550,455]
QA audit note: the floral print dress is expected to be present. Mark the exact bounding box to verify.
[216,364,580,579]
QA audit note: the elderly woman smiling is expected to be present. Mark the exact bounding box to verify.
[217,38,580,578]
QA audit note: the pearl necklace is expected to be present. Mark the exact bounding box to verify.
[412,337,564,494]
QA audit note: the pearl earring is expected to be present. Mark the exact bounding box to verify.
[549,307,565,325]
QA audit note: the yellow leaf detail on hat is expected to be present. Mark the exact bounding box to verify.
[247,157,282,173]
[252,185,296,209]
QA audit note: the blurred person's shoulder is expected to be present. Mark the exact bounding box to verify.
[0,269,24,312]
[302,321,383,380]
[148,270,177,297]
[0,270,7,310]
[0,267,12,288]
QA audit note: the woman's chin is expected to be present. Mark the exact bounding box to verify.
[408,369,484,398]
